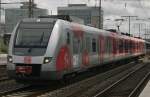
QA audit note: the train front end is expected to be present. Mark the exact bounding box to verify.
[7,18,60,82]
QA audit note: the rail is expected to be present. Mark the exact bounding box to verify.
[37,62,143,97]
[129,72,150,97]
[93,63,149,97]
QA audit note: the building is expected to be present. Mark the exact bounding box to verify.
[58,4,103,29]
[5,2,48,33]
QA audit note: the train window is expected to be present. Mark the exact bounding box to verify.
[146,43,150,49]
[109,37,112,54]
[97,39,99,53]
[127,41,129,52]
[83,36,86,49]
[107,38,109,54]
[129,42,132,51]
[105,37,108,54]
[133,42,136,51]
[67,32,70,44]
[105,37,112,54]
[92,38,97,53]
[73,39,79,54]
[119,39,123,53]
[13,22,56,56]
[14,22,55,48]
[125,40,128,53]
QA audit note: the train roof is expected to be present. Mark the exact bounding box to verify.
[70,21,144,42]
[20,18,145,42]
[21,18,57,23]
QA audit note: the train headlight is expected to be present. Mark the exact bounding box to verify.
[7,56,13,63]
[43,57,52,64]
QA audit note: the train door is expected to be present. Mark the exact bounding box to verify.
[108,35,113,59]
[112,37,117,57]
[72,35,83,69]
[99,34,104,63]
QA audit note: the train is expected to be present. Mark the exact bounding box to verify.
[7,17,146,82]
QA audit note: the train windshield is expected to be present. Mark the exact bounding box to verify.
[13,22,55,56]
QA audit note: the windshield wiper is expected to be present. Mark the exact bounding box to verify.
[28,47,32,53]
[39,32,44,45]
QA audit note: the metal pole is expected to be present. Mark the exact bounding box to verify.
[99,0,101,29]
[145,28,146,40]
[31,0,34,17]
[135,23,146,38]
[29,0,31,18]
[29,0,33,18]
[122,16,137,35]
[117,25,120,31]
[129,17,130,35]
[0,0,1,33]
[139,24,141,37]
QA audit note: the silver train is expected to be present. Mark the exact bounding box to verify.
[7,18,146,81]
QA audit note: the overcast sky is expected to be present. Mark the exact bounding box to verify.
[2,0,150,37]
[3,0,150,17]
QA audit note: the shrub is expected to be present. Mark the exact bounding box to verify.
[0,38,8,54]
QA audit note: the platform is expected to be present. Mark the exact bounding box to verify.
[139,57,150,97]
[139,79,150,97]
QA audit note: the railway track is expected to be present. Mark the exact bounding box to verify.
[0,77,10,82]
[1,58,148,97]
[0,64,48,97]
[0,61,138,97]
[1,81,65,97]
[0,80,30,96]
[37,61,143,97]
[0,65,6,73]
[0,65,9,82]
[93,63,150,97]
[2,86,50,97]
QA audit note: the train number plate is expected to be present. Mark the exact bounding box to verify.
[16,66,32,74]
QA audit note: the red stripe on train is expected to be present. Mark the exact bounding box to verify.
[24,56,32,64]
[56,45,72,71]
